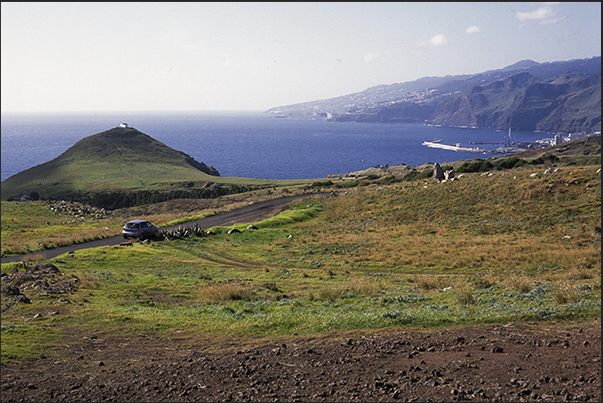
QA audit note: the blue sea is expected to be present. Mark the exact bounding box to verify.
[1,111,550,182]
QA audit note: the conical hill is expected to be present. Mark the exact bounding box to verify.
[1,126,220,201]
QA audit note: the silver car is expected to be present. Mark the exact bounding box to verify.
[122,220,159,240]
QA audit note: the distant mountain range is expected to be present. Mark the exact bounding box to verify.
[267,56,601,134]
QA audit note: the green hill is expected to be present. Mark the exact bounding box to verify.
[1,126,223,201]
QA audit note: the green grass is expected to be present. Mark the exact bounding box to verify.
[0,325,64,361]
[1,163,600,364]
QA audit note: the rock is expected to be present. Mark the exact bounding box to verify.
[1,285,21,295]
[228,228,241,234]
[433,163,444,181]
[27,263,60,274]
[11,294,31,304]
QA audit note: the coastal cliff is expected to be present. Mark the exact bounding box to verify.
[268,56,601,134]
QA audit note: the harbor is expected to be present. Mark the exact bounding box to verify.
[421,141,490,153]
[422,128,536,155]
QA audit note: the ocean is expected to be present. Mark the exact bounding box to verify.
[1,111,548,182]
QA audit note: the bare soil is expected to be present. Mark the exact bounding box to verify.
[1,322,600,402]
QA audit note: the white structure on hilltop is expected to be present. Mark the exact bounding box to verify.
[119,122,129,128]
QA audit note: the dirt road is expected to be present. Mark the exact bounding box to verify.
[1,193,327,265]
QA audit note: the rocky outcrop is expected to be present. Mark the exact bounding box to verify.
[433,163,455,182]
[433,163,444,181]
[1,263,78,312]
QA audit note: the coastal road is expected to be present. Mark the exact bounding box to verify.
[1,193,330,265]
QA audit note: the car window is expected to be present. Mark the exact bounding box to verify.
[126,222,138,229]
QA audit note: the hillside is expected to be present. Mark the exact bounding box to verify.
[0,126,223,202]
[430,72,601,133]
[267,56,601,134]
[1,139,600,401]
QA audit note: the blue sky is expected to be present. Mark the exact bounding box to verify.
[1,2,600,112]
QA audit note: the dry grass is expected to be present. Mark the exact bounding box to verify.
[503,273,534,294]
[552,284,584,304]
[311,287,344,302]
[410,275,457,291]
[453,289,477,306]
[199,283,256,303]
[346,277,385,297]
[76,272,103,289]
[21,253,46,263]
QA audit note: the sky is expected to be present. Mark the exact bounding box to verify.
[1,2,601,112]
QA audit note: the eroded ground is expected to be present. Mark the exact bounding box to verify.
[1,322,600,402]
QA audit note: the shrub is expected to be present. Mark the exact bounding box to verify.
[403,169,432,181]
[456,160,494,173]
[308,180,334,189]
[494,157,526,170]
[379,175,403,185]
[529,154,560,165]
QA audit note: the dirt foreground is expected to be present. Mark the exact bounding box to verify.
[1,322,600,402]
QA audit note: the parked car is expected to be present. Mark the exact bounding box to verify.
[122,220,159,240]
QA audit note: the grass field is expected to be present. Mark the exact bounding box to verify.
[1,162,600,364]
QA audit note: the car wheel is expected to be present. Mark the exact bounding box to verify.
[140,233,145,241]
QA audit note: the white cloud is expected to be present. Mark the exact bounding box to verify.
[516,6,564,25]
[364,50,380,63]
[465,25,480,34]
[428,34,447,46]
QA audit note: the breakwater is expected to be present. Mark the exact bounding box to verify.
[422,141,488,153]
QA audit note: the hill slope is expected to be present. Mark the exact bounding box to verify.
[267,57,601,133]
[430,72,601,132]
[1,127,220,201]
